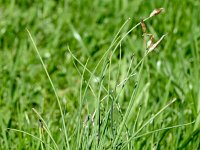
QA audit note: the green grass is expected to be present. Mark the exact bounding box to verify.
[0,0,200,149]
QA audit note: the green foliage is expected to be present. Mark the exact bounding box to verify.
[0,0,200,149]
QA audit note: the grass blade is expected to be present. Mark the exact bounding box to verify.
[26,29,70,149]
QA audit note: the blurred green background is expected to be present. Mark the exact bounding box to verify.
[0,0,200,149]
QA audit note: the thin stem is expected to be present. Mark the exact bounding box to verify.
[26,29,70,150]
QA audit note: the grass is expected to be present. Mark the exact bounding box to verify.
[0,0,200,149]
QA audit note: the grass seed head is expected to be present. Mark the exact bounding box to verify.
[149,8,164,18]
[148,34,167,53]
[141,19,147,34]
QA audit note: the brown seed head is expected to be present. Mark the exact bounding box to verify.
[149,8,164,18]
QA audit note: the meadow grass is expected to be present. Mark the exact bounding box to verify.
[0,0,200,149]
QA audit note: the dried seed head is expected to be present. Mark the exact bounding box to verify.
[147,35,154,49]
[141,19,146,34]
[149,8,164,18]
[148,34,167,53]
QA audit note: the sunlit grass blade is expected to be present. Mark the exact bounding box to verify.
[26,29,70,149]
[133,98,177,138]
[7,128,54,150]
[122,120,195,148]
[32,108,58,150]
